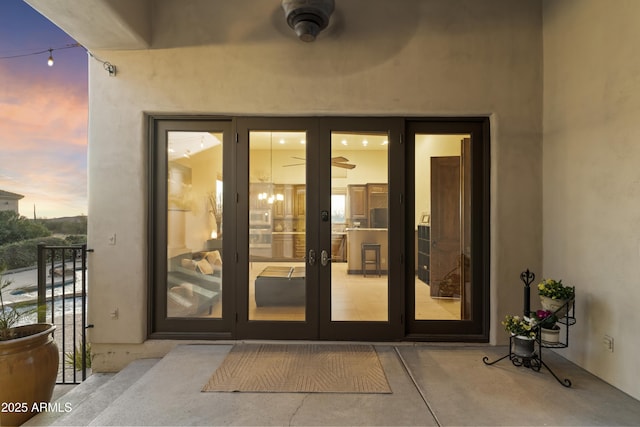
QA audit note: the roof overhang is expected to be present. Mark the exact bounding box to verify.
[24,0,151,50]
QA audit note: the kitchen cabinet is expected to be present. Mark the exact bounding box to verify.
[272,184,284,219]
[294,185,306,217]
[284,185,295,218]
[272,184,295,219]
[367,184,388,209]
[348,184,368,227]
[294,234,306,259]
[348,183,389,228]
[272,233,294,259]
[331,234,346,262]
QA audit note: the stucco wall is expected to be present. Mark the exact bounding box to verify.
[543,0,640,400]
[86,0,542,367]
[0,199,20,213]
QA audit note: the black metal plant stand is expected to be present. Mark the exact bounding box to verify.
[482,269,575,388]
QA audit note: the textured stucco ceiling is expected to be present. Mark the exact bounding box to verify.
[22,0,370,50]
[24,0,152,49]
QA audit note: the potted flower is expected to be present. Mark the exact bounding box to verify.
[502,314,537,357]
[533,309,560,344]
[0,267,59,426]
[538,278,574,317]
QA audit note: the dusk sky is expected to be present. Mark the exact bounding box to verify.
[1,0,88,219]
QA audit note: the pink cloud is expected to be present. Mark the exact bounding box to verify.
[0,64,87,218]
[0,68,87,150]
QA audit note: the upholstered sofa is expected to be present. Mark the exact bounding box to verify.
[167,250,222,316]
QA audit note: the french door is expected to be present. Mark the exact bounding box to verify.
[149,116,489,342]
[235,118,403,340]
[405,120,489,340]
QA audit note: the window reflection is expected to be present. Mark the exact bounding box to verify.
[166,131,223,318]
[248,131,307,321]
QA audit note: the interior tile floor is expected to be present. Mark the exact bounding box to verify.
[35,343,640,426]
[172,261,461,321]
[245,261,460,321]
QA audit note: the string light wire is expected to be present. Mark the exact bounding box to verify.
[0,42,116,76]
[85,50,117,76]
[0,43,81,60]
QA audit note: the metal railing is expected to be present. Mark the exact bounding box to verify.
[37,243,90,384]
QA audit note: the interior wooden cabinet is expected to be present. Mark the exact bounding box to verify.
[262,183,305,260]
[348,183,388,228]
[348,184,368,227]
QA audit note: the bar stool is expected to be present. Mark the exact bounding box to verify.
[361,243,381,277]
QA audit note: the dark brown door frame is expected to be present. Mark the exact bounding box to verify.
[235,117,320,340]
[147,116,489,342]
[235,117,404,341]
[317,117,404,341]
[148,116,236,339]
[405,118,490,342]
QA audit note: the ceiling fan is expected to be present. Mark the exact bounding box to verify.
[283,156,356,169]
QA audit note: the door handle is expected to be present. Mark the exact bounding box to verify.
[321,250,332,267]
[308,249,316,266]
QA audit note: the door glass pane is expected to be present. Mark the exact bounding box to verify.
[414,134,471,320]
[166,131,223,318]
[248,131,306,321]
[331,132,389,321]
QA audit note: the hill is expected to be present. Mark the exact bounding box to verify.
[40,216,87,235]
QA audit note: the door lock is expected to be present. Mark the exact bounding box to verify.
[308,249,316,266]
[321,250,332,266]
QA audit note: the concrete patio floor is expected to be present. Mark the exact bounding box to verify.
[27,343,640,426]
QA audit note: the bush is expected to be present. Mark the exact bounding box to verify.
[0,211,51,246]
[0,236,67,270]
[64,235,87,245]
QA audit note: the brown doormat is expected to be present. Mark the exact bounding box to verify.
[202,343,392,393]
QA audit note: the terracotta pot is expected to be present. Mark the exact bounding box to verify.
[540,295,569,318]
[0,324,58,427]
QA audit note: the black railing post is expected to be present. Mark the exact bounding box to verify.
[520,269,535,317]
[37,243,90,384]
[81,244,88,381]
[37,243,47,323]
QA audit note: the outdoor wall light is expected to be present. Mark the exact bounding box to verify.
[281,0,335,42]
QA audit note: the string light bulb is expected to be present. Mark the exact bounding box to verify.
[47,49,54,67]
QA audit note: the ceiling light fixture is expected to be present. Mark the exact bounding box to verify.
[281,0,335,42]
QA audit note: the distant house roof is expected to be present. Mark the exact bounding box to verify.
[0,190,24,200]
